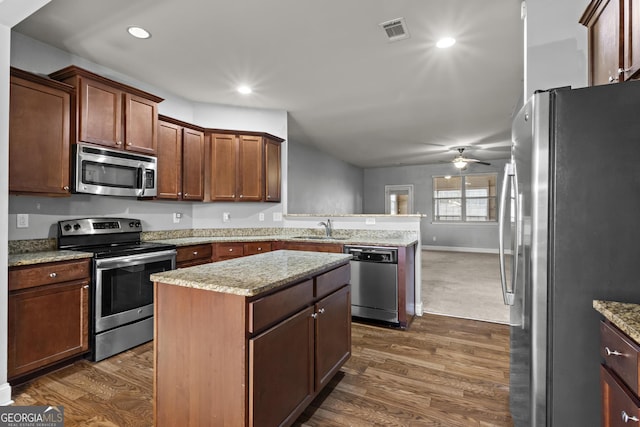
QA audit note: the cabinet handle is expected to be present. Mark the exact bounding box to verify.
[127,142,132,146]
[116,141,122,145]
[185,193,189,197]
[618,67,631,74]
[311,313,318,319]
[83,285,89,289]
[49,272,57,278]
[229,248,233,252]
[622,411,639,423]
[609,75,619,83]
[257,247,262,251]
[239,194,243,198]
[267,195,271,199]
[605,346,624,357]
[193,251,198,255]
[63,186,70,191]
[318,308,326,314]
[178,192,182,196]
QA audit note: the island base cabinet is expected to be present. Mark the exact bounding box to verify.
[249,306,315,427]
[316,285,351,390]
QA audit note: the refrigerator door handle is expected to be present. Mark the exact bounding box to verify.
[499,162,516,305]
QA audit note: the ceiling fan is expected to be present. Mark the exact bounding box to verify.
[451,147,491,169]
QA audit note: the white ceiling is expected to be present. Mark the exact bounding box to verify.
[13,0,524,168]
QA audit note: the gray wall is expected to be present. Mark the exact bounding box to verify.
[287,141,363,214]
[364,160,509,251]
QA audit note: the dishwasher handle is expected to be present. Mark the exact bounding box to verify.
[345,246,397,263]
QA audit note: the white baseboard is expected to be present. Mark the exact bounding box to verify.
[422,245,499,254]
[415,301,423,316]
[0,382,13,406]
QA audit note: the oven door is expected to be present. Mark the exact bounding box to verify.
[94,249,175,333]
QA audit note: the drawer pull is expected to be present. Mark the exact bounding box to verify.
[605,346,625,357]
[622,411,639,423]
[49,272,57,278]
[193,251,198,255]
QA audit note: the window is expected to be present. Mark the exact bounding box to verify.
[433,174,497,222]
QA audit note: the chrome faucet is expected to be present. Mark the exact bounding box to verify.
[318,219,332,237]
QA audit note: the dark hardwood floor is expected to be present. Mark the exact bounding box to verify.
[11,314,513,426]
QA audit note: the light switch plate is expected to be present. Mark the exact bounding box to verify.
[223,212,230,222]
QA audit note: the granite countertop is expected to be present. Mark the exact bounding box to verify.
[8,250,93,267]
[594,300,640,343]
[150,235,418,248]
[150,250,352,297]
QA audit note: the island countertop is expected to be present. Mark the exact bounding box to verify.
[593,300,640,343]
[150,249,352,297]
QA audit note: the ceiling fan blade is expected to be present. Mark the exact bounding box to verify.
[465,158,491,166]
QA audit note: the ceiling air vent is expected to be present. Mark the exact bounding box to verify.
[379,17,410,42]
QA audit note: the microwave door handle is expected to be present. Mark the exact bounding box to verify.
[138,165,145,197]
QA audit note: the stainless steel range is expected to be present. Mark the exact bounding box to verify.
[58,218,176,361]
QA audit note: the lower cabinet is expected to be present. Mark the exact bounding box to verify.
[176,244,213,268]
[282,241,343,253]
[600,320,640,426]
[8,259,91,380]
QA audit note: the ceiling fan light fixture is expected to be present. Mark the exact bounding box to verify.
[453,159,467,169]
[237,85,252,95]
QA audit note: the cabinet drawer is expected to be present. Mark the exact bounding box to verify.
[215,242,244,260]
[176,244,212,265]
[244,242,272,256]
[9,259,91,291]
[601,364,640,426]
[249,280,314,334]
[601,321,640,394]
[315,264,350,299]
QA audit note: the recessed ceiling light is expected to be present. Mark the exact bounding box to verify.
[237,86,252,95]
[127,26,151,39]
[436,37,456,49]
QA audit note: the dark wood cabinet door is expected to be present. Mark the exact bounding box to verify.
[264,138,281,202]
[238,135,263,201]
[9,75,71,196]
[601,364,640,426]
[78,77,122,148]
[124,93,158,154]
[157,120,182,199]
[182,127,205,201]
[8,279,89,379]
[210,133,238,201]
[249,306,315,427]
[624,0,640,80]
[315,285,351,390]
[582,0,624,85]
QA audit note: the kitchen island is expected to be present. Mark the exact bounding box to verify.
[150,250,352,427]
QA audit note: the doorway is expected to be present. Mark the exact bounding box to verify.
[385,185,414,215]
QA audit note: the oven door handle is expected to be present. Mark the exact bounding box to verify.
[95,249,176,270]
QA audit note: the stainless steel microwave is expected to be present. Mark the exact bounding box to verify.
[73,143,158,197]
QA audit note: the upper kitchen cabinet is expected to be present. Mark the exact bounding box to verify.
[264,137,282,202]
[49,65,163,155]
[207,132,283,202]
[581,0,640,85]
[157,116,205,201]
[9,68,73,197]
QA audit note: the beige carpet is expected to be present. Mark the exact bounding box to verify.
[422,250,510,324]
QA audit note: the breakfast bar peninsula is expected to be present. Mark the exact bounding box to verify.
[150,250,352,427]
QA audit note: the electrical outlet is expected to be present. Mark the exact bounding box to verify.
[17,214,29,228]
[259,212,265,221]
[223,212,230,222]
[173,212,182,224]
[273,212,282,222]
[365,218,376,225]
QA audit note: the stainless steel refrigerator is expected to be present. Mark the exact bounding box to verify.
[499,82,640,426]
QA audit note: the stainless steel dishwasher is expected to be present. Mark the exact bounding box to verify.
[344,245,398,324]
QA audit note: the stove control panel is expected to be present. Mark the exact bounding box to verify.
[58,218,143,236]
